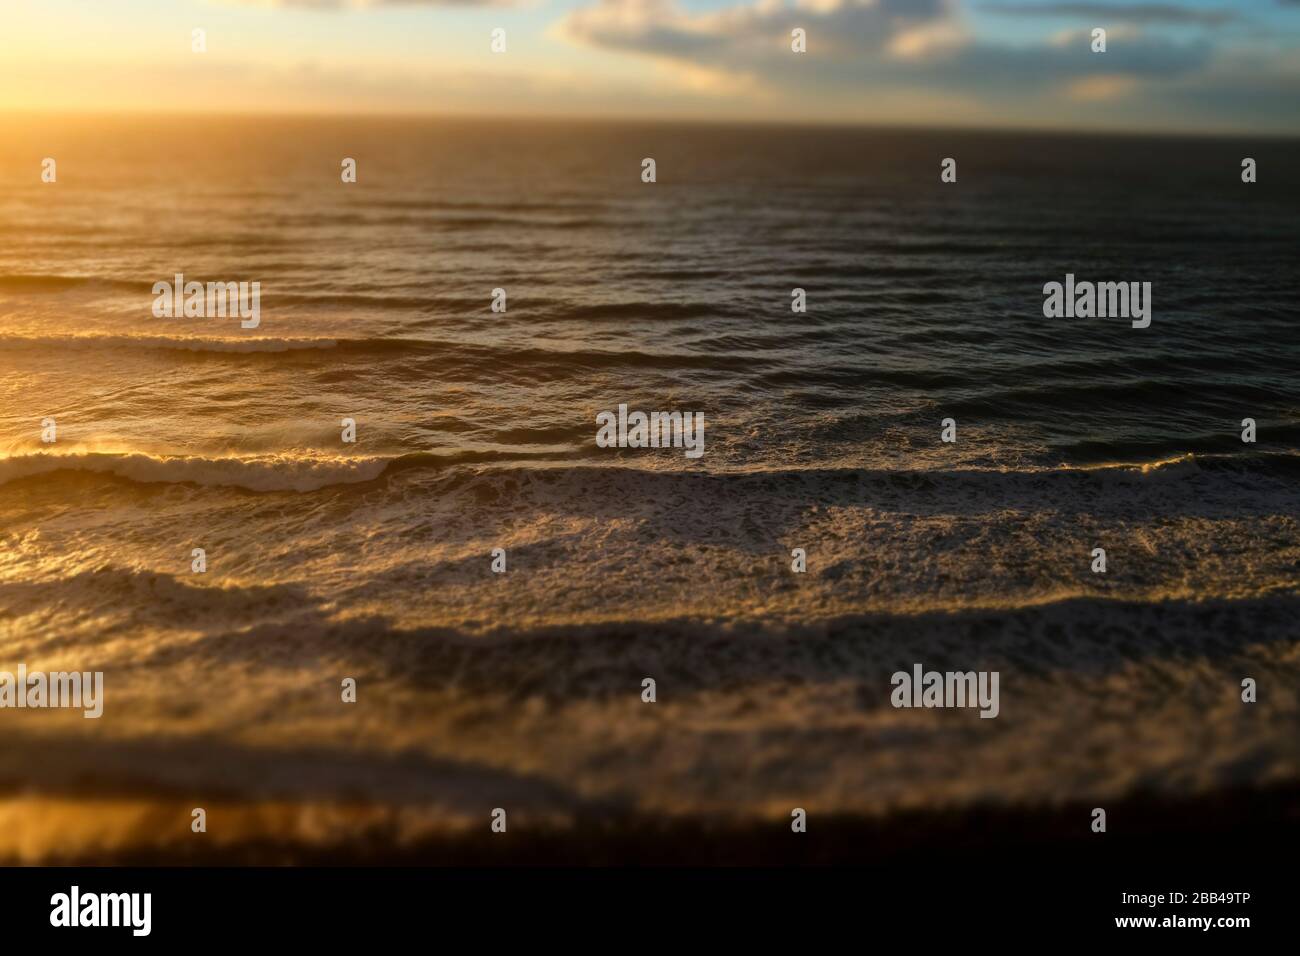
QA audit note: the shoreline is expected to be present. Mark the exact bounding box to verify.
[5,781,1296,866]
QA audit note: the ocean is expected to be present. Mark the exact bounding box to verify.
[0,116,1297,862]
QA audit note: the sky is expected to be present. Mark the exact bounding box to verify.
[0,0,1296,132]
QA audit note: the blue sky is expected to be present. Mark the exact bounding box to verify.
[1,0,1297,131]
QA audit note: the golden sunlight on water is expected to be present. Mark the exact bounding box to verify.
[0,116,1297,863]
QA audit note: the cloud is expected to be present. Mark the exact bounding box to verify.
[552,0,1300,130]
[1066,73,1138,99]
[559,0,1211,91]
[561,0,959,63]
[204,0,1300,130]
[980,3,1240,26]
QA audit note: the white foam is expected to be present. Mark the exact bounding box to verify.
[0,451,390,492]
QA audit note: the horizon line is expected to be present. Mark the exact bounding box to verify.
[2,108,1297,142]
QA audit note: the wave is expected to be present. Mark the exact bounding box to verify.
[0,273,147,293]
[364,198,610,214]
[0,334,341,354]
[0,332,772,372]
[0,448,587,493]
[266,291,449,310]
[163,592,1300,684]
[542,301,744,321]
[440,449,1300,489]
[2,447,1294,496]
[0,451,392,492]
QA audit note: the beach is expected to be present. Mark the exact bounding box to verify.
[1,116,1297,863]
